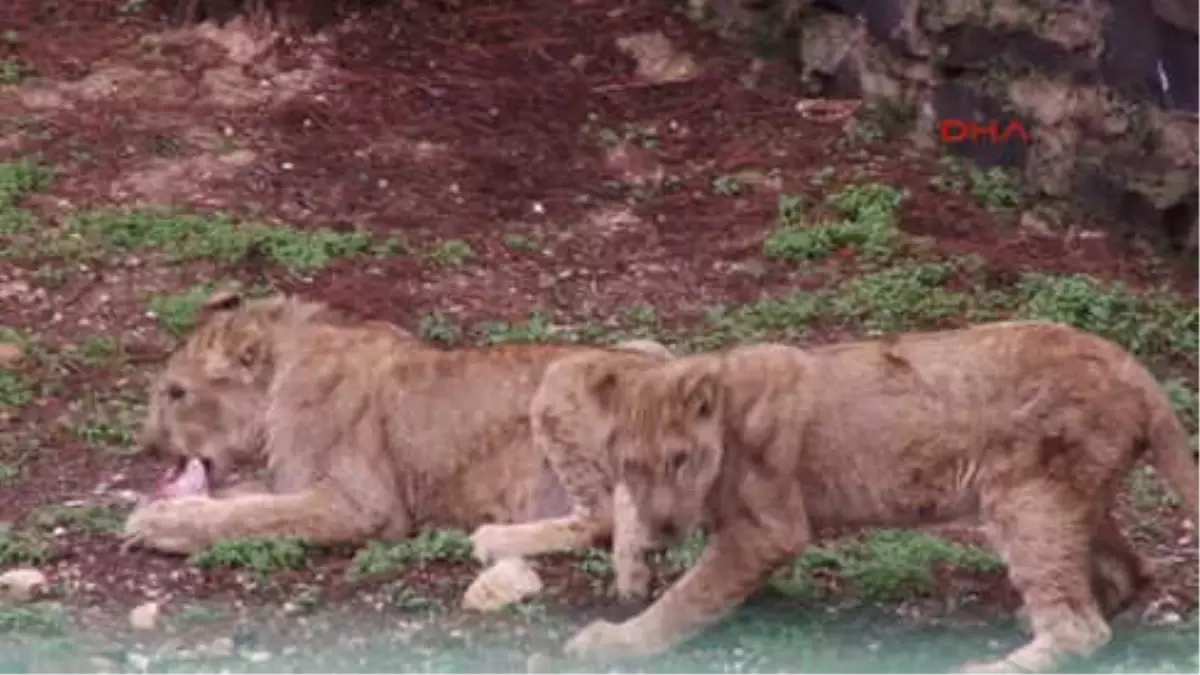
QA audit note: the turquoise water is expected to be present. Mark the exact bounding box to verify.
[0,605,1195,672]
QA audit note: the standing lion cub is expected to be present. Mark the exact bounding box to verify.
[470,320,1198,673]
[122,289,671,562]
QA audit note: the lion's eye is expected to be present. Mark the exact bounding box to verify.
[166,384,187,402]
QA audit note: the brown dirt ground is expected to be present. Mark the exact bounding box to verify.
[0,0,1197,671]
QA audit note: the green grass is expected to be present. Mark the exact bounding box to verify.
[929,157,1022,213]
[418,311,464,346]
[776,193,806,226]
[70,389,144,454]
[477,311,562,345]
[49,208,374,273]
[0,434,36,488]
[1160,377,1199,456]
[711,174,747,197]
[0,160,52,240]
[428,239,475,267]
[829,262,968,334]
[31,505,127,535]
[0,161,52,209]
[0,462,22,487]
[969,167,1021,212]
[1,192,384,272]
[1129,465,1183,510]
[661,529,1002,605]
[149,284,219,336]
[0,59,28,86]
[773,530,1004,603]
[825,182,908,223]
[349,530,474,579]
[696,293,823,350]
[576,548,615,578]
[0,370,34,409]
[0,607,67,637]
[503,234,538,253]
[384,584,440,613]
[706,248,1198,358]
[191,538,311,574]
[0,524,51,567]
[1013,273,1197,363]
[67,336,123,369]
[763,183,907,264]
[148,283,275,336]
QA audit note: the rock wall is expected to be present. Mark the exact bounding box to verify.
[690,0,1199,254]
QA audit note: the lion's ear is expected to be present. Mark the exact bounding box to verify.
[200,288,244,318]
[587,368,622,411]
[220,321,271,378]
[681,369,720,421]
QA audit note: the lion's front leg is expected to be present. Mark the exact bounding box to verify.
[469,505,612,564]
[124,486,383,554]
[209,478,272,499]
[470,413,615,564]
[612,482,659,603]
[464,508,610,613]
[565,521,807,661]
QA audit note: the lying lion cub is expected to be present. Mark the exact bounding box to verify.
[123,289,671,561]
[470,320,1198,673]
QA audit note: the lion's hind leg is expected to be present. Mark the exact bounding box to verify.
[964,480,1112,674]
[1090,509,1151,618]
[124,486,386,554]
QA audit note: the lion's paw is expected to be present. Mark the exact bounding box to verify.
[123,497,214,555]
[957,658,1027,674]
[564,619,640,660]
[461,558,544,612]
[613,562,652,604]
[564,614,667,658]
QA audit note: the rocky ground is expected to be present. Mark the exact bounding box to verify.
[0,0,1197,672]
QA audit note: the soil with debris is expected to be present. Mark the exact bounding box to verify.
[0,0,1196,672]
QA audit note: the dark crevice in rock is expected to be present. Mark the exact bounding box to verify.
[811,0,865,17]
[937,64,968,78]
[812,67,862,98]
[1161,198,1199,255]
[1157,21,1198,110]
[154,0,395,32]
[812,0,931,56]
[1073,159,1198,255]
[932,81,1029,170]
[1075,166,1158,244]
[938,27,1094,83]
[1102,0,1171,107]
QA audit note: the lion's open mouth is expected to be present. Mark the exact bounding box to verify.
[154,457,213,499]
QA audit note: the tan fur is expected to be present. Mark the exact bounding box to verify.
[124,291,671,555]
[469,347,676,603]
[501,321,1198,673]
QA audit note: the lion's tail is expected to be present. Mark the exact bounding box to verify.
[1141,374,1199,518]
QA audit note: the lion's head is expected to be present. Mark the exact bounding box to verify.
[597,358,726,541]
[138,289,303,495]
